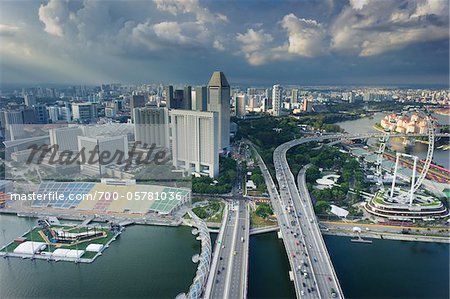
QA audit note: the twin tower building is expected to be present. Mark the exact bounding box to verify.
[133,72,230,178]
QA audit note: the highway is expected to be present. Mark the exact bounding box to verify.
[252,142,319,299]
[207,201,249,299]
[274,137,344,299]
[251,135,349,299]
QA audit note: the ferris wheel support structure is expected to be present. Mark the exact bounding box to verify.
[378,114,435,203]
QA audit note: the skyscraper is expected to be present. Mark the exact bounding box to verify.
[171,89,189,109]
[33,104,49,124]
[130,95,146,120]
[164,85,174,107]
[207,71,230,150]
[170,109,219,178]
[272,84,283,117]
[130,95,146,109]
[47,106,59,123]
[183,86,192,110]
[235,94,247,118]
[24,94,36,107]
[291,89,299,104]
[302,99,312,112]
[192,86,207,111]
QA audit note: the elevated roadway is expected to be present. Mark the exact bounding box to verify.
[206,201,250,299]
[274,137,344,299]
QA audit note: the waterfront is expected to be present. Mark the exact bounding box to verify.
[0,215,198,298]
[0,215,449,298]
[336,112,450,168]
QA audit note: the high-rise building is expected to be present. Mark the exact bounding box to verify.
[170,109,219,178]
[291,89,299,104]
[183,86,192,110]
[207,71,230,150]
[134,107,169,149]
[302,99,312,112]
[164,85,174,108]
[47,106,59,123]
[247,88,256,98]
[343,91,355,103]
[272,84,283,116]
[130,95,146,120]
[192,86,207,111]
[130,95,146,110]
[72,103,98,123]
[24,94,36,107]
[58,106,71,122]
[261,97,270,112]
[33,104,49,124]
[265,88,272,100]
[22,108,36,124]
[235,94,247,118]
[172,89,185,109]
[249,96,257,112]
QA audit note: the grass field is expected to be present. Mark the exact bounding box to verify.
[250,211,275,228]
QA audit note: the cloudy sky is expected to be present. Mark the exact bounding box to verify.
[0,0,449,86]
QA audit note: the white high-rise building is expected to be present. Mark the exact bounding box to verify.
[47,106,59,123]
[134,107,169,149]
[272,84,283,116]
[170,109,219,178]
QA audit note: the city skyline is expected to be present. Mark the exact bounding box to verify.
[0,0,449,86]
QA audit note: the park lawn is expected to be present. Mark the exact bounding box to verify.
[250,211,275,228]
[208,204,225,223]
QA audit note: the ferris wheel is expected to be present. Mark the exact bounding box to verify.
[376,113,435,201]
[375,132,390,190]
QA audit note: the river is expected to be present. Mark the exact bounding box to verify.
[336,112,449,169]
[1,214,448,298]
[0,214,198,298]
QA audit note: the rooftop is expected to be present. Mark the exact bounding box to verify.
[207,71,229,87]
